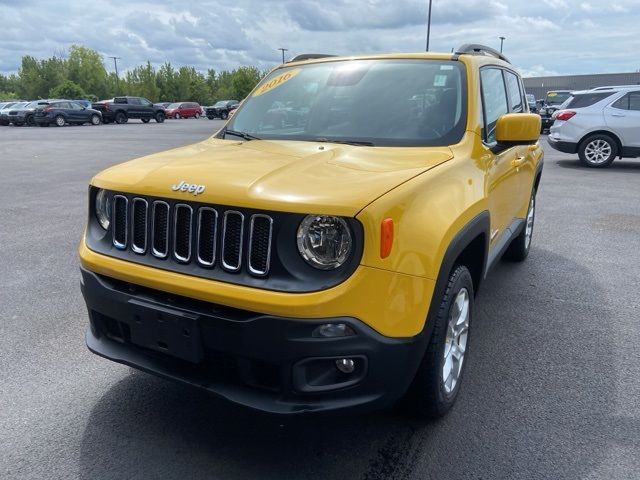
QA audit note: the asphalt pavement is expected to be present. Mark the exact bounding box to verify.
[1,120,639,480]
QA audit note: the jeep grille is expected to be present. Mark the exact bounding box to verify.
[111,195,273,277]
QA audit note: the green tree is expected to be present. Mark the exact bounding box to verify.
[231,66,262,99]
[66,45,109,99]
[50,80,87,99]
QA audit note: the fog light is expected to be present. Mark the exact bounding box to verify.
[312,323,356,338]
[335,358,355,374]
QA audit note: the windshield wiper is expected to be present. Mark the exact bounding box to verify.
[315,137,375,146]
[224,129,262,141]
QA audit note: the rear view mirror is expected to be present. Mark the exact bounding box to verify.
[493,113,541,152]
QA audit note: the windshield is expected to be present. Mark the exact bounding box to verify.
[5,102,26,110]
[225,59,466,147]
[526,94,535,102]
[167,103,181,109]
[214,101,227,107]
[545,92,571,105]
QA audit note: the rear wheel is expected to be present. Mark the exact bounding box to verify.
[403,265,474,418]
[221,111,228,120]
[155,112,165,123]
[90,114,101,125]
[115,112,127,124]
[26,115,35,126]
[55,115,65,127]
[141,118,150,123]
[505,191,536,261]
[578,134,617,168]
[195,112,200,119]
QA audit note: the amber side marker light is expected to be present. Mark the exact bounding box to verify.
[380,218,394,259]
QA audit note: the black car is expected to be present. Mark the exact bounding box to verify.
[206,100,239,120]
[526,93,537,113]
[92,96,165,124]
[34,100,103,127]
[539,90,572,132]
[6,100,49,126]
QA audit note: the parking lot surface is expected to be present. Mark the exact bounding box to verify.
[1,121,639,480]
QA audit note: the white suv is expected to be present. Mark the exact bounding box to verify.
[547,86,640,167]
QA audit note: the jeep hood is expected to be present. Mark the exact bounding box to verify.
[92,138,453,216]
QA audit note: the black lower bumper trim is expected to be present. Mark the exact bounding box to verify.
[81,268,427,414]
[547,137,577,154]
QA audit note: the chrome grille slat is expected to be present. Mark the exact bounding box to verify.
[151,201,170,259]
[110,194,273,277]
[112,195,128,249]
[221,211,244,272]
[131,198,148,254]
[173,204,193,263]
[248,214,273,276]
[196,207,217,267]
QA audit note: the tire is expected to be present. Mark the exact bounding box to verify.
[195,112,200,119]
[26,115,35,127]
[141,118,150,123]
[221,111,228,120]
[38,123,49,127]
[115,112,127,124]
[403,265,474,418]
[207,115,215,120]
[54,115,65,127]
[578,133,617,168]
[175,113,181,119]
[155,112,165,123]
[505,190,536,262]
[91,114,101,125]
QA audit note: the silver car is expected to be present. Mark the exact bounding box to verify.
[547,86,640,167]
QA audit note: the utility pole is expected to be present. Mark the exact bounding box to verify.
[426,0,433,52]
[499,36,505,54]
[277,48,288,64]
[109,56,121,94]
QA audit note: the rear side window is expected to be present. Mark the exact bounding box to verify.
[114,97,127,104]
[480,68,508,143]
[565,93,614,109]
[613,92,640,111]
[504,71,523,112]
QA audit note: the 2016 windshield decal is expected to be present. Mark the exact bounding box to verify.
[252,69,301,97]
[171,181,206,195]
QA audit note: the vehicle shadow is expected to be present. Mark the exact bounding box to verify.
[78,249,622,480]
[556,158,640,171]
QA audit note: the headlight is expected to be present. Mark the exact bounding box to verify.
[297,215,353,270]
[95,189,111,230]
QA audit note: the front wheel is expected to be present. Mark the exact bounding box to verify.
[155,112,165,123]
[26,115,35,126]
[578,134,617,168]
[115,112,128,124]
[505,191,536,261]
[141,118,150,123]
[221,111,228,120]
[54,115,65,127]
[90,114,101,125]
[175,113,181,119]
[403,265,474,418]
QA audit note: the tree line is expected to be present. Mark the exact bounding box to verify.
[0,45,266,104]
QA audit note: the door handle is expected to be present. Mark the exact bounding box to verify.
[611,113,626,117]
[512,156,525,168]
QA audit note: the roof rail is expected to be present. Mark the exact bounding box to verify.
[287,54,337,63]
[454,44,510,64]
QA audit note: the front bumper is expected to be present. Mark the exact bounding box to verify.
[82,268,428,414]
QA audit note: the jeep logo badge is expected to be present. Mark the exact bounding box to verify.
[171,181,206,195]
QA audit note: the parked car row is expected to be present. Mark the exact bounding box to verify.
[0,99,103,127]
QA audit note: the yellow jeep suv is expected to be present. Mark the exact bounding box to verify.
[80,44,542,417]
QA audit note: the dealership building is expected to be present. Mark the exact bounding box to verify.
[523,72,640,100]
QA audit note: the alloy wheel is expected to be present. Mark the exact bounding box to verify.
[584,139,612,165]
[443,288,470,394]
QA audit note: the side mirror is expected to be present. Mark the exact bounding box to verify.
[492,113,541,153]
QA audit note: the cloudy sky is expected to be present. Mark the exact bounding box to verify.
[1,0,639,78]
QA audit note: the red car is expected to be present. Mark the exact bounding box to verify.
[164,102,202,119]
